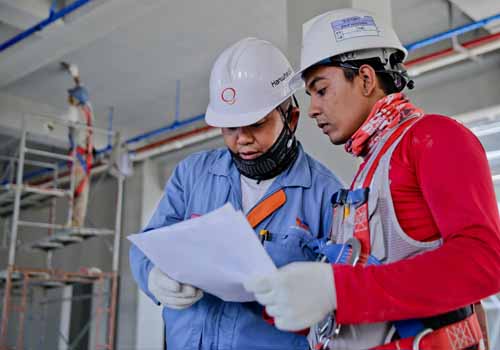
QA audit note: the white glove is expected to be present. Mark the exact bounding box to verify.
[244,262,336,331]
[148,266,203,309]
[68,64,80,79]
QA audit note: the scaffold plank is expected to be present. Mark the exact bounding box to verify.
[28,227,114,251]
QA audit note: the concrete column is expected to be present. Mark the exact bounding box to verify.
[135,159,164,350]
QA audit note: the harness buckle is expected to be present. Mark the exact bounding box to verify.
[331,189,349,206]
[349,187,370,207]
[412,328,432,350]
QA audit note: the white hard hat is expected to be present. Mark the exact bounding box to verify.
[290,8,407,89]
[205,37,296,128]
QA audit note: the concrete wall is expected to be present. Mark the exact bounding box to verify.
[135,159,163,350]
[115,164,143,350]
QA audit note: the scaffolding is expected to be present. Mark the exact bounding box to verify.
[0,114,124,350]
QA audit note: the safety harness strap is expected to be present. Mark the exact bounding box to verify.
[247,189,286,228]
[353,116,485,349]
[351,117,420,264]
[372,313,484,350]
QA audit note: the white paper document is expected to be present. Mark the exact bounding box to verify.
[128,203,276,302]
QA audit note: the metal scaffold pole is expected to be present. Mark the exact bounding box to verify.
[108,168,124,350]
[7,117,26,266]
[0,117,27,346]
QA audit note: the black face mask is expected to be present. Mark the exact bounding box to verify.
[230,96,300,181]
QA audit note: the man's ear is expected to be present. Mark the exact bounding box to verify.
[358,64,378,97]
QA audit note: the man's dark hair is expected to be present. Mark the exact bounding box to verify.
[340,58,400,95]
[303,52,413,94]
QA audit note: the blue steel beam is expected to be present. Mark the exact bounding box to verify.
[0,0,93,53]
[125,113,205,145]
[405,13,500,52]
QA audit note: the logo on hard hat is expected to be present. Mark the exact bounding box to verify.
[221,87,236,105]
[271,68,292,88]
[331,16,379,42]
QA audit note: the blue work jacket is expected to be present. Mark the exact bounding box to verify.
[130,145,343,350]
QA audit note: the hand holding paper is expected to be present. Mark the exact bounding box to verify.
[148,266,204,309]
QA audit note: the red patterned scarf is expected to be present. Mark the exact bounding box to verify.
[345,93,424,157]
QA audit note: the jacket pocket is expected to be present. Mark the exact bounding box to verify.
[264,227,316,268]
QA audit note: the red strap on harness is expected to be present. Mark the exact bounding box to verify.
[70,146,93,198]
[372,313,483,350]
[74,177,87,198]
[351,118,420,264]
[72,105,94,198]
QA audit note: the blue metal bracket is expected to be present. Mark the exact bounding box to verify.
[49,0,59,18]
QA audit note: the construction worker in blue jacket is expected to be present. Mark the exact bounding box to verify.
[129,37,343,350]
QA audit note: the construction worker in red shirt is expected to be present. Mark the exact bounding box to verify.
[245,8,500,350]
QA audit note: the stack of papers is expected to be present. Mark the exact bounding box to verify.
[128,203,276,302]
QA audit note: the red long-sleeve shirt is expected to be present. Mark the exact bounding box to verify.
[334,115,500,324]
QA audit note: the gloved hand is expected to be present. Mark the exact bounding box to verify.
[148,266,203,309]
[244,262,336,331]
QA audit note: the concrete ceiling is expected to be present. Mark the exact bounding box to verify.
[0,0,288,138]
[451,0,500,33]
[0,0,499,140]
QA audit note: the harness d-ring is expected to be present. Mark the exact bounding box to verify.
[412,328,432,350]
